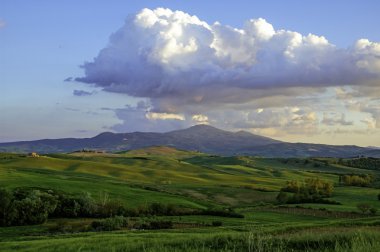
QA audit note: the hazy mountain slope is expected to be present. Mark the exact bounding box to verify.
[0,125,379,157]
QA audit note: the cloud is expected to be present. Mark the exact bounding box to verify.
[216,107,319,136]
[321,113,353,126]
[192,114,209,124]
[361,117,377,129]
[73,90,95,96]
[76,7,380,111]
[73,8,380,140]
[110,105,188,133]
[146,112,185,121]
[340,98,380,129]
[64,77,73,82]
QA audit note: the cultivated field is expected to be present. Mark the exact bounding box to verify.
[1,147,380,251]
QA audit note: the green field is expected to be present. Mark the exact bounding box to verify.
[1,148,380,251]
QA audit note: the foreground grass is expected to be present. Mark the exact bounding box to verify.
[1,225,380,252]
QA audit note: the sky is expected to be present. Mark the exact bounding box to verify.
[1,0,380,147]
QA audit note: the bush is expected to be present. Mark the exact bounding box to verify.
[148,202,167,215]
[97,200,126,217]
[370,207,377,215]
[77,192,97,216]
[212,221,223,227]
[133,220,173,230]
[200,208,244,218]
[357,203,371,214]
[148,220,173,230]
[276,191,288,204]
[0,188,16,226]
[52,191,99,218]
[91,216,128,231]
[48,220,73,233]
[1,189,58,226]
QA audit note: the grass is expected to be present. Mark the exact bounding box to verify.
[1,225,380,251]
[1,148,380,251]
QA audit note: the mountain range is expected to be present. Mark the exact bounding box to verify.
[0,124,379,157]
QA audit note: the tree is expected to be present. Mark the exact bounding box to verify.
[77,192,97,217]
[12,190,57,225]
[357,203,371,214]
[0,188,16,226]
[370,207,377,215]
[282,180,301,193]
[277,178,334,204]
[276,191,288,204]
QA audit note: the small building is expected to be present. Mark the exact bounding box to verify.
[28,152,39,158]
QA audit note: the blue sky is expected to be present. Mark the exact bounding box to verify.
[1,1,380,146]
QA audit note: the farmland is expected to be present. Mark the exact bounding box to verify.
[1,147,380,251]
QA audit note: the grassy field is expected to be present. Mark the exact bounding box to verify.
[1,148,380,251]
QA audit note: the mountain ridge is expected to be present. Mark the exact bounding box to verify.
[0,124,379,157]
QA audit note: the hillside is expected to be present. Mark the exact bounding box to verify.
[1,149,380,251]
[0,124,379,157]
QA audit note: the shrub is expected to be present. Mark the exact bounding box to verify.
[212,221,223,227]
[276,191,288,204]
[148,220,173,230]
[370,207,377,215]
[357,203,371,214]
[200,208,244,218]
[132,220,173,230]
[91,216,128,231]
[48,220,73,233]
[77,192,97,217]
[97,200,126,217]
[0,188,16,226]
[149,202,167,215]
[10,189,57,226]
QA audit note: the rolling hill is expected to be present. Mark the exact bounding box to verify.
[1,146,380,251]
[0,124,379,157]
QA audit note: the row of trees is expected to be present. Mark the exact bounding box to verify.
[276,178,335,204]
[0,188,112,226]
[337,157,380,170]
[339,174,374,187]
[0,187,243,227]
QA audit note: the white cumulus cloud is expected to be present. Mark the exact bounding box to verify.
[77,8,380,110]
[75,8,380,139]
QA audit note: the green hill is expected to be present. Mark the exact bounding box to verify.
[1,148,380,251]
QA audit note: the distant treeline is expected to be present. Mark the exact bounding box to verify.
[337,157,380,170]
[0,187,242,227]
[279,157,380,171]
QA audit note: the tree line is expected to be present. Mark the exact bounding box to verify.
[0,187,242,227]
[337,157,380,170]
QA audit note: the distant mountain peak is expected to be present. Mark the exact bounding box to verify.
[95,132,115,137]
[235,130,253,136]
[187,124,219,130]
[1,125,379,158]
[170,124,226,134]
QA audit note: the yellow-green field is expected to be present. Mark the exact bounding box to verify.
[1,148,380,251]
